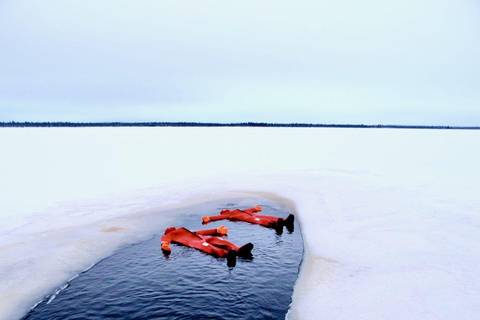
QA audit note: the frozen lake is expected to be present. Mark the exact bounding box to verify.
[1,127,479,319]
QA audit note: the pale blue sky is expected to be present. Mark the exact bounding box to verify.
[1,0,479,125]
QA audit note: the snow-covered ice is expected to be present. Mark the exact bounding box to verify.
[0,127,479,320]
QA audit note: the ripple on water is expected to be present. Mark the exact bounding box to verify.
[23,201,303,320]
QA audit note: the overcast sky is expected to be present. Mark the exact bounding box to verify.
[1,0,479,125]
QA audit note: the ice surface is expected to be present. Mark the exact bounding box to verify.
[0,127,479,319]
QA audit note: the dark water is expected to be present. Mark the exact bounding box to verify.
[23,200,303,319]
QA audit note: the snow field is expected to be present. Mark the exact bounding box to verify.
[0,127,479,319]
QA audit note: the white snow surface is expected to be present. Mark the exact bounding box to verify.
[0,127,479,320]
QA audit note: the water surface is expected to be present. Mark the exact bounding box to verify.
[24,199,303,319]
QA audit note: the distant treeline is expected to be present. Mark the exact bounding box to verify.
[1,121,479,130]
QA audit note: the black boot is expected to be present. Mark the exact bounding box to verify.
[227,249,237,267]
[284,214,295,230]
[237,243,254,258]
[275,218,284,234]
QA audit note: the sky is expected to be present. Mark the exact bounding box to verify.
[1,0,479,125]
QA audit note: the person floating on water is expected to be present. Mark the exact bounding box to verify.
[160,226,253,267]
[202,206,295,233]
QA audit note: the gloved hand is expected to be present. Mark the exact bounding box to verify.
[217,225,228,235]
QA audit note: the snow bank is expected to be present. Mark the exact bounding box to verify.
[0,127,479,320]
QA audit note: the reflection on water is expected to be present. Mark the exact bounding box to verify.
[24,201,303,320]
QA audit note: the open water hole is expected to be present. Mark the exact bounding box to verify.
[23,198,303,319]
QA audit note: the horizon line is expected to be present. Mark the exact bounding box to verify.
[1,121,479,130]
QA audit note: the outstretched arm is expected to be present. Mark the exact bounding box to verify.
[202,214,228,224]
[195,226,228,236]
[202,208,235,224]
[243,206,262,214]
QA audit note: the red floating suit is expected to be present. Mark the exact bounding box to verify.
[160,226,253,264]
[202,206,294,230]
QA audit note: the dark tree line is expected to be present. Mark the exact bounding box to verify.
[0,121,478,130]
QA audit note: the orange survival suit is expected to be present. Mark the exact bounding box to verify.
[202,206,294,230]
[160,226,253,264]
